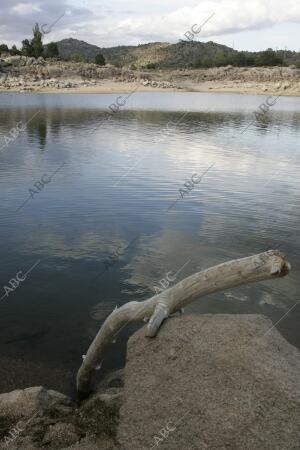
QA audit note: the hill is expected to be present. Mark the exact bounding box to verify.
[54,38,300,69]
[55,38,237,68]
[56,38,103,61]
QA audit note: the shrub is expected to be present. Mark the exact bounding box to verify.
[70,53,88,63]
[0,44,9,53]
[95,53,105,65]
[256,48,282,66]
[21,39,34,56]
[10,45,20,55]
[46,42,59,58]
[145,62,157,69]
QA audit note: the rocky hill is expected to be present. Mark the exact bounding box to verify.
[55,38,237,68]
[54,38,300,70]
[56,38,103,61]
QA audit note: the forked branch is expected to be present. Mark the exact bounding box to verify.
[77,250,290,396]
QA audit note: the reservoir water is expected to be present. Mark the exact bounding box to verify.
[0,91,299,394]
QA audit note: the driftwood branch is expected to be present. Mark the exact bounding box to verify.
[77,250,290,396]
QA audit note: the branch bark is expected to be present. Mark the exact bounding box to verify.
[76,250,290,396]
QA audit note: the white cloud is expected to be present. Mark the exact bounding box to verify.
[12,2,41,15]
[95,0,300,42]
[1,0,300,50]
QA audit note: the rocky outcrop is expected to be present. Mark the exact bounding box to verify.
[0,370,123,449]
[0,56,179,91]
[1,314,300,449]
[118,314,300,449]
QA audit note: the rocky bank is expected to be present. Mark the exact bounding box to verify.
[0,314,300,449]
[0,55,300,95]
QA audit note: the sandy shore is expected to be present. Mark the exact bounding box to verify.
[1,80,299,96]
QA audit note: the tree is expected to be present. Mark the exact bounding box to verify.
[214,50,227,67]
[194,56,213,68]
[256,48,281,66]
[21,39,34,56]
[144,62,157,69]
[95,53,105,65]
[10,45,20,55]
[0,43,9,53]
[46,42,59,58]
[70,53,87,63]
[31,23,43,57]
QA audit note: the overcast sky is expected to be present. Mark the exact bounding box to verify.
[0,0,299,51]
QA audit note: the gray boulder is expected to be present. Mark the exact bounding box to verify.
[118,314,300,450]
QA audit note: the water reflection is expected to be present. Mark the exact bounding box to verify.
[0,92,299,395]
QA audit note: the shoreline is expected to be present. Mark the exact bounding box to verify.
[1,58,299,96]
[1,80,300,97]
[0,85,299,97]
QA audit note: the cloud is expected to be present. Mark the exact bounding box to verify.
[12,3,41,15]
[0,0,299,49]
[93,0,300,43]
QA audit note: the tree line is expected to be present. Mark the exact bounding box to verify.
[193,48,300,68]
[1,25,299,69]
[0,23,106,65]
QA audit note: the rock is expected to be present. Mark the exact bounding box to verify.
[0,386,72,420]
[42,422,79,448]
[118,314,300,450]
[97,369,125,390]
[61,436,116,449]
[0,382,121,449]
[78,388,122,439]
[0,387,75,449]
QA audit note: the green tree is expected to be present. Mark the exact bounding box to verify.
[144,62,157,69]
[0,44,9,53]
[95,53,105,65]
[46,42,59,58]
[21,39,34,56]
[256,48,281,66]
[10,45,20,55]
[31,23,43,57]
[214,51,227,67]
[70,53,87,63]
[232,52,246,66]
[194,56,213,68]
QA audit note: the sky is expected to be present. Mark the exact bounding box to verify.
[0,0,299,51]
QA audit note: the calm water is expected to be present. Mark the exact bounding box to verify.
[0,91,299,395]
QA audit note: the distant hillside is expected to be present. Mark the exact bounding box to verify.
[55,38,300,69]
[56,38,102,60]
[55,39,237,68]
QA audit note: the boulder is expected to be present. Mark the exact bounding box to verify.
[0,386,72,419]
[0,383,120,449]
[118,314,300,450]
[42,422,79,448]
